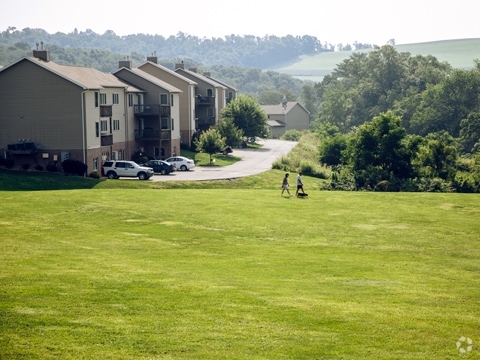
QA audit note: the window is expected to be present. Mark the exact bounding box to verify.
[100,93,107,105]
[101,120,108,133]
[94,92,99,107]
[95,122,100,137]
[160,93,168,105]
[128,94,134,107]
[171,118,174,131]
[161,118,169,130]
[207,89,213,97]
[112,93,119,105]
[113,119,120,131]
[93,157,98,171]
[171,94,174,106]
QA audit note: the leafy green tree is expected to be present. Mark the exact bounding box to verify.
[410,69,480,137]
[194,128,226,165]
[221,95,269,141]
[347,111,412,188]
[216,117,243,147]
[413,131,458,180]
[460,112,480,153]
[319,134,348,166]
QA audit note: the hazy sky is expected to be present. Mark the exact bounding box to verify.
[2,0,479,45]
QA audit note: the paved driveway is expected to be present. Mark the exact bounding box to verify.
[151,139,297,181]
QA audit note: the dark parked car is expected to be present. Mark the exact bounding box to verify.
[144,160,175,175]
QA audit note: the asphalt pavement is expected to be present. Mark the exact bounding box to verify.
[150,139,297,181]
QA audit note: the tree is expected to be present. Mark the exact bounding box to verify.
[194,128,226,165]
[221,95,269,141]
[216,117,243,148]
[348,111,412,189]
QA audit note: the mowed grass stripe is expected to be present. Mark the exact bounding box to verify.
[1,189,479,359]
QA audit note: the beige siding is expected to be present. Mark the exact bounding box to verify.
[286,105,310,131]
[138,63,196,145]
[0,60,84,150]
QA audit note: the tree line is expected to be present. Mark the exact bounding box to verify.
[0,27,373,69]
[298,45,480,192]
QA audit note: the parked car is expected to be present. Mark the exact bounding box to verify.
[144,160,175,175]
[102,160,154,180]
[165,156,195,171]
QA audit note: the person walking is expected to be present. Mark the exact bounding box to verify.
[281,173,293,197]
[295,171,305,197]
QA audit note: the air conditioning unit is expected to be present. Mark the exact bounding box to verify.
[112,151,118,160]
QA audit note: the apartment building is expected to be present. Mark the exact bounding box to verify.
[0,49,145,173]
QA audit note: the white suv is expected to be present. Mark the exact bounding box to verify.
[102,160,154,180]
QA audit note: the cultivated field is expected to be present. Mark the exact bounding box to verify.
[0,170,479,359]
[271,38,480,83]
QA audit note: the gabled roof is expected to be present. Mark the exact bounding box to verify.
[113,67,182,93]
[138,61,197,85]
[1,57,140,92]
[205,75,238,91]
[175,68,227,89]
[261,101,310,115]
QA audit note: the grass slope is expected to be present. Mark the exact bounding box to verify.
[271,38,480,83]
[0,171,479,359]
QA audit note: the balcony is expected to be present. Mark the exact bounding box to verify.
[100,105,112,117]
[101,134,113,146]
[196,117,216,125]
[7,141,38,154]
[135,128,171,140]
[134,104,171,116]
[195,96,215,106]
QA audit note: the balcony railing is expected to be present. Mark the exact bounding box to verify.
[134,104,171,116]
[101,134,113,146]
[135,129,171,140]
[195,96,215,106]
[100,105,112,117]
[196,117,216,125]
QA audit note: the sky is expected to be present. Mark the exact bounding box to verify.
[1,0,479,46]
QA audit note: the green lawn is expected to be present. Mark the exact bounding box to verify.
[0,171,479,359]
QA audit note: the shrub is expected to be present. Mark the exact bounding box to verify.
[34,164,44,171]
[46,163,58,172]
[62,159,87,176]
[2,159,15,169]
[89,171,100,179]
[281,129,303,142]
[21,163,31,170]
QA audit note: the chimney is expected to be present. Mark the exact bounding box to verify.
[33,41,50,62]
[281,95,288,109]
[175,61,185,70]
[147,51,158,64]
[204,71,211,77]
[119,56,132,69]
[188,68,197,73]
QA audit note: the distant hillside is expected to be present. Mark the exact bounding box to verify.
[270,39,480,83]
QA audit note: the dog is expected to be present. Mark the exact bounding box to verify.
[297,192,308,198]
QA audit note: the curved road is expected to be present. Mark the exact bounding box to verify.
[151,139,297,181]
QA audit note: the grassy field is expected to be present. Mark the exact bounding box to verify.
[271,38,480,83]
[0,170,479,359]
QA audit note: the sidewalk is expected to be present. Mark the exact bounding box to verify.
[151,139,297,182]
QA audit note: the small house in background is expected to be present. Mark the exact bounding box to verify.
[261,99,310,138]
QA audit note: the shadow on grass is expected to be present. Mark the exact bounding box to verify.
[0,169,105,191]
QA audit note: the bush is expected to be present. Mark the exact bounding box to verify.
[21,163,31,170]
[281,129,303,142]
[89,171,100,179]
[62,159,87,176]
[34,164,44,171]
[46,163,58,172]
[2,159,15,169]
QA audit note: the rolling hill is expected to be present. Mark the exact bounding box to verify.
[270,38,480,83]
